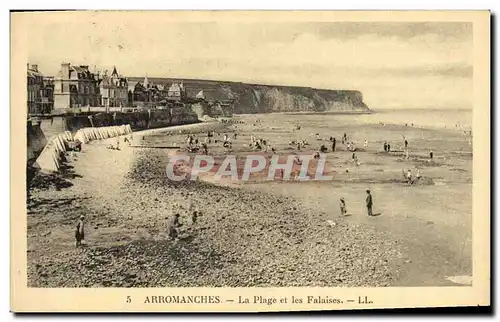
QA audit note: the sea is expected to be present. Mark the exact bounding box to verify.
[359,108,473,131]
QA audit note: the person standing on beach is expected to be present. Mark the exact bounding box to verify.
[75,215,85,247]
[366,190,373,216]
[387,143,391,152]
[383,141,387,152]
[429,150,434,160]
[404,139,408,149]
[339,198,347,216]
[166,214,180,240]
[406,169,412,184]
[332,137,336,152]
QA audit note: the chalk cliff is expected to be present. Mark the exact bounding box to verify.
[128,77,370,114]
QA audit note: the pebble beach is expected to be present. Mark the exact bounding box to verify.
[27,111,472,287]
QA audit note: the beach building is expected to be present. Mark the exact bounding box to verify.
[27,64,54,115]
[53,62,101,110]
[129,75,165,107]
[99,66,128,108]
[167,82,187,101]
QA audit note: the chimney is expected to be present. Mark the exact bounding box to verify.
[61,62,70,78]
[31,64,38,72]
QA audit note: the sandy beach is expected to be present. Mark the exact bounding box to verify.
[27,111,472,287]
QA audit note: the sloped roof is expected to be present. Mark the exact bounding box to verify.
[128,81,141,92]
[27,69,43,78]
[168,83,182,93]
[71,66,89,73]
[195,90,205,99]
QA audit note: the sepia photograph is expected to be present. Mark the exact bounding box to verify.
[10,10,490,312]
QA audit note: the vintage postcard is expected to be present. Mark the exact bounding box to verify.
[11,10,490,312]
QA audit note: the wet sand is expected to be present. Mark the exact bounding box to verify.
[27,113,472,287]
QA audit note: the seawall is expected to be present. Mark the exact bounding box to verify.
[27,119,47,162]
[28,107,200,163]
[49,108,199,135]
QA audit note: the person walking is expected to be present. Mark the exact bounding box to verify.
[332,137,336,152]
[75,215,85,247]
[339,198,347,216]
[166,213,180,240]
[406,169,412,184]
[366,190,373,216]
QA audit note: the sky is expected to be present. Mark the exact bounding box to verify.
[20,12,473,109]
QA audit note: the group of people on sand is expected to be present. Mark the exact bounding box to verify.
[328,133,357,153]
[289,139,309,152]
[107,137,122,151]
[73,193,200,246]
[165,196,200,240]
[339,190,374,217]
[251,119,263,127]
[383,141,392,152]
[184,133,208,154]
[183,130,240,155]
[221,119,245,125]
[251,135,275,153]
[402,168,422,185]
